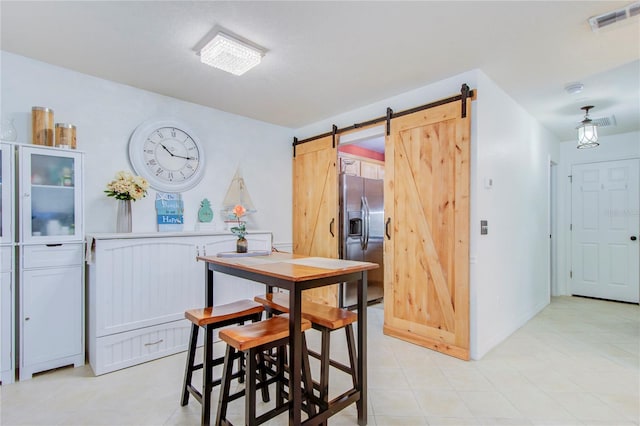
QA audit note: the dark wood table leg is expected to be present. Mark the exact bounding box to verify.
[357,271,368,425]
[202,324,213,425]
[289,287,303,425]
[205,265,214,307]
[202,264,215,425]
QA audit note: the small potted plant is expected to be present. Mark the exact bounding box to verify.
[230,204,248,253]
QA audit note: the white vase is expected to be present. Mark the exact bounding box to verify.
[116,199,132,233]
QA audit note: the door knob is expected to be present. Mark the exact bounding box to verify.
[631,236,637,241]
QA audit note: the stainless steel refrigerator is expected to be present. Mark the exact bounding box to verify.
[339,174,384,308]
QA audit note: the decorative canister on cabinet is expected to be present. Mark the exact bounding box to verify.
[32,106,54,146]
[55,123,77,149]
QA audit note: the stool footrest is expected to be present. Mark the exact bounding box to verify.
[256,402,290,425]
[306,348,354,375]
[191,352,227,373]
[301,389,361,426]
[185,384,203,405]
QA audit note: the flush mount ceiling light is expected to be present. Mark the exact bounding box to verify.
[576,105,599,149]
[199,32,264,76]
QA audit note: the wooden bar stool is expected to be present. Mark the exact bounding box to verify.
[181,300,265,426]
[254,292,358,414]
[216,315,315,426]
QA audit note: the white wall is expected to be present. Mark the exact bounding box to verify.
[0,51,293,245]
[556,131,640,296]
[2,49,565,359]
[296,69,560,359]
[472,71,559,359]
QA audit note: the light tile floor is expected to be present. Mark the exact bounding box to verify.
[1,296,638,425]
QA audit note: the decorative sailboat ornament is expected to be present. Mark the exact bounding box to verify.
[222,168,257,220]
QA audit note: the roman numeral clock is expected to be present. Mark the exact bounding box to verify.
[128,119,206,192]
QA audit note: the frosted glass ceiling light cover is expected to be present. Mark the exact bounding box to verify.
[200,33,263,76]
[576,105,599,149]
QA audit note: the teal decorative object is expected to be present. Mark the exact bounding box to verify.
[198,198,214,223]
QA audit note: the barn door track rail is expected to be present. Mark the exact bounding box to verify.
[292,83,474,156]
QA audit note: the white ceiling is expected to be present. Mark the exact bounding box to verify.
[1,1,639,142]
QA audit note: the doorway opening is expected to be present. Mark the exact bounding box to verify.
[337,126,385,309]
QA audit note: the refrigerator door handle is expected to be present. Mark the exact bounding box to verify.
[360,196,366,250]
[363,196,370,250]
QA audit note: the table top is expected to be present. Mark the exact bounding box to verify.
[197,252,379,282]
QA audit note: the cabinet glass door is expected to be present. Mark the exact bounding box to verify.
[20,147,83,242]
[0,143,14,244]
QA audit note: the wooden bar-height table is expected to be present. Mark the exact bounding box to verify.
[197,252,378,425]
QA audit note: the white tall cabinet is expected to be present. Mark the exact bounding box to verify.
[87,231,272,375]
[17,144,85,380]
[1,142,16,384]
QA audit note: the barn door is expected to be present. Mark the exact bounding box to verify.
[292,135,340,305]
[383,99,471,360]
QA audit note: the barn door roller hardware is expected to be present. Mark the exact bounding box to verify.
[332,124,337,148]
[293,83,474,150]
[461,84,470,118]
[386,107,393,136]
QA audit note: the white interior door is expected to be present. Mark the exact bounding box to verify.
[571,159,640,303]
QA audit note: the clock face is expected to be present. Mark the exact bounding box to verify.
[129,120,206,192]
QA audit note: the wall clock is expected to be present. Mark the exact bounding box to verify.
[128,119,206,193]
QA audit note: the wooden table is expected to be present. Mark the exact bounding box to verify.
[197,252,378,425]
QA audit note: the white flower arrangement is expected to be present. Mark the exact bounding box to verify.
[104,171,149,201]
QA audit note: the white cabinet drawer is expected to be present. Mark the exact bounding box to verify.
[90,320,193,376]
[0,246,13,272]
[22,243,84,269]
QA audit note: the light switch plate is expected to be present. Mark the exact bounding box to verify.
[480,220,488,235]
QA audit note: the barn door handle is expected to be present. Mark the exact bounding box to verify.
[329,218,335,237]
[385,217,391,240]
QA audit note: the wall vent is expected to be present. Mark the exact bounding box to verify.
[589,2,640,31]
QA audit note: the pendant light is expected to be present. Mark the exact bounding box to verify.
[577,105,599,149]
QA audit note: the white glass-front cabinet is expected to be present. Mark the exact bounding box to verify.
[1,142,16,384]
[17,144,85,380]
[19,145,83,242]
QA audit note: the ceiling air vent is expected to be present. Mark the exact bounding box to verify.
[591,115,616,127]
[589,2,640,31]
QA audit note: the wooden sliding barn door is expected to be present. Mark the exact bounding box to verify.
[383,100,471,360]
[292,135,340,306]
